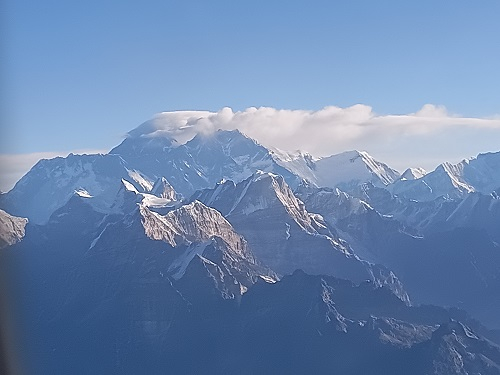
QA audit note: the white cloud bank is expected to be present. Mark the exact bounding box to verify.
[1,104,499,192]
[131,104,500,170]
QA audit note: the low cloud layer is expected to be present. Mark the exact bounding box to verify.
[130,104,500,170]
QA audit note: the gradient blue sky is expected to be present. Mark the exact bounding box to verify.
[1,0,500,190]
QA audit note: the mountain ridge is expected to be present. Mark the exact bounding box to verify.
[3,129,499,225]
[2,124,500,373]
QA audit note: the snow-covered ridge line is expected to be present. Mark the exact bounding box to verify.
[390,150,500,201]
[140,200,247,256]
[2,127,500,226]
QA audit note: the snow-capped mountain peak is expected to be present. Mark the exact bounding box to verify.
[313,150,401,190]
[140,200,248,251]
[0,209,28,249]
[109,134,179,157]
[437,161,474,192]
[389,156,495,202]
[192,170,315,233]
[400,167,427,181]
[151,177,178,200]
[269,147,318,183]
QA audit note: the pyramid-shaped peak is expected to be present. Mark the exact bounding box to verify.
[109,135,179,156]
[151,177,178,200]
[314,150,400,188]
[217,128,244,135]
[400,167,426,181]
[126,110,212,140]
[189,128,258,146]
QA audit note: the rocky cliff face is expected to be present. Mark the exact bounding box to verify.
[192,171,410,303]
[0,209,27,249]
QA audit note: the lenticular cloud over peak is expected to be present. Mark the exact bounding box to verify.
[127,110,214,142]
[126,105,500,170]
[127,105,377,147]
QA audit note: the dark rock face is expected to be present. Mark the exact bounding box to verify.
[5,241,499,375]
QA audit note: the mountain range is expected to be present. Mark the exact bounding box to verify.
[1,127,500,374]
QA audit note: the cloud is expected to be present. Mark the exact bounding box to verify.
[2,105,499,192]
[0,149,106,192]
[129,105,500,170]
[413,104,449,118]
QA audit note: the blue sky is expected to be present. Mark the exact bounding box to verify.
[1,1,500,190]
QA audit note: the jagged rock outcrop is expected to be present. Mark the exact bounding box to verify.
[0,209,27,249]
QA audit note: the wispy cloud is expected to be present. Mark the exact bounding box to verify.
[2,105,499,192]
[130,104,500,171]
